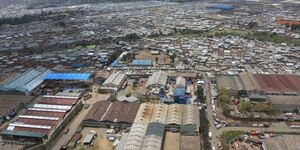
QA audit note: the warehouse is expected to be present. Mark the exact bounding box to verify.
[83,101,140,128]
[0,68,52,95]
[0,95,35,125]
[134,103,154,124]
[0,95,80,143]
[262,136,300,150]
[173,88,188,104]
[44,73,92,89]
[123,122,148,150]
[131,60,152,66]
[149,103,168,124]
[216,75,245,96]
[100,72,126,93]
[141,122,165,150]
[238,73,300,96]
[176,76,186,89]
[166,104,183,132]
[146,71,168,94]
[269,96,300,112]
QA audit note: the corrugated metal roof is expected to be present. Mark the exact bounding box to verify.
[146,71,168,88]
[103,72,126,87]
[176,76,186,88]
[166,104,183,125]
[0,130,46,138]
[124,122,148,150]
[141,135,163,150]
[149,103,168,124]
[45,73,91,80]
[0,68,52,94]
[145,122,165,137]
[132,60,152,66]
[134,103,154,124]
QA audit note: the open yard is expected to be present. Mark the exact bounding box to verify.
[135,50,171,65]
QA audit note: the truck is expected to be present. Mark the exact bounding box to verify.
[208,132,212,139]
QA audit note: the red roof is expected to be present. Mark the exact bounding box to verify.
[14,127,49,134]
[16,118,58,126]
[275,20,300,25]
[254,74,300,92]
[25,110,66,118]
[37,97,78,106]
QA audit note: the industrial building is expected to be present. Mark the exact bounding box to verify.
[0,68,52,95]
[83,101,140,128]
[131,60,152,66]
[262,136,300,150]
[120,103,199,150]
[269,96,300,112]
[176,76,186,89]
[100,72,126,93]
[146,71,168,94]
[217,73,300,97]
[0,95,34,125]
[45,73,91,81]
[0,95,80,143]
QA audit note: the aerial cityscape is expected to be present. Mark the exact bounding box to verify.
[0,0,299,150]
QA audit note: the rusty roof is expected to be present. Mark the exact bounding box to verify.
[254,74,300,92]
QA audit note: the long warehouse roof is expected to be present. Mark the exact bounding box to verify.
[45,73,91,80]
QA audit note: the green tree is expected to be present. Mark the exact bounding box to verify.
[239,102,253,113]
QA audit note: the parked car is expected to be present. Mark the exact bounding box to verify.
[63,128,69,134]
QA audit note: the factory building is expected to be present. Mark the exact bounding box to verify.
[100,72,126,93]
[131,60,152,66]
[269,96,300,112]
[44,73,92,89]
[83,101,140,128]
[0,68,52,95]
[0,95,34,125]
[0,95,81,143]
[119,103,200,150]
[176,76,186,89]
[146,71,168,94]
[262,136,300,150]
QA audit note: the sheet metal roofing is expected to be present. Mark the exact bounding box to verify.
[149,103,168,124]
[239,72,262,91]
[166,104,183,125]
[45,73,91,80]
[84,101,140,124]
[254,74,300,92]
[145,122,165,137]
[134,103,154,124]
[37,96,78,106]
[176,76,186,88]
[208,5,235,10]
[174,88,185,96]
[0,68,52,94]
[146,71,168,88]
[132,60,152,66]
[124,122,148,150]
[263,136,300,150]
[141,135,163,150]
[0,130,46,138]
[182,105,200,126]
[103,72,126,87]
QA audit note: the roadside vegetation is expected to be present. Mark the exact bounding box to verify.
[239,101,278,116]
[221,130,244,150]
[218,88,231,115]
[197,86,211,150]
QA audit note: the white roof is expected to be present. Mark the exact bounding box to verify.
[166,104,183,125]
[141,135,163,150]
[146,71,168,88]
[103,72,126,87]
[149,103,168,124]
[124,122,148,150]
[28,107,67,113]
[33,104,72,110]
[19,115,60,121]
[9,123,51,129]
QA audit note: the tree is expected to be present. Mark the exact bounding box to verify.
[155,57,158,64]
[239,102,253,113]
[248,22,257,29]
[109,95,118,102]
[126,93,131,97]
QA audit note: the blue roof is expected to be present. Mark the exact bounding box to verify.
[45,73,91,80]
[0,68,52,95]
[209,5,235,10]
[132,60,152,66]
[174,88,185,96]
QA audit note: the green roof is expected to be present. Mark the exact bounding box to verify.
[0,130,47,138]
[180,124,197,135]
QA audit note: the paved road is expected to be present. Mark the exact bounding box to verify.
[51,85,108,150]
[203,76,300,150]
